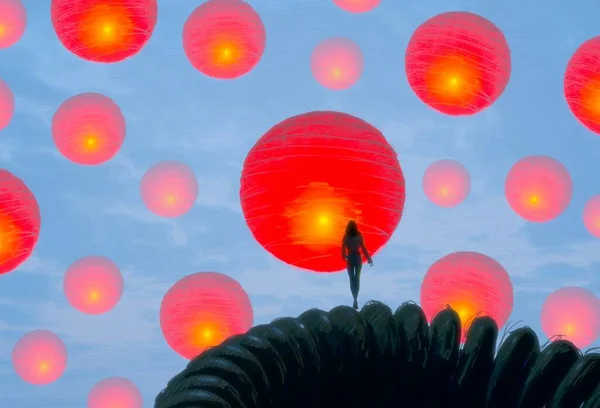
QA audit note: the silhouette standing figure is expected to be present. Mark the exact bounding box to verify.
[341,220,373,309]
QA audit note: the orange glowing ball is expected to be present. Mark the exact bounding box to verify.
[505,155,572,223]
[405,12,511,116]
[583,195,600,238]
[140,161,198,218]
[12,330,68,385]
[51,0,157,63]
[88,377,143,408]
[160,272,253,359]
[0,170,40,275]
[420,251,514,341]
[311,37,364,90]
[240,111,405,272]
[0,77,14,131]
[183,0,266,79]
[541,286,600,349]
[52,93,126,165]
[63,255,124,315]
[0,0,26,49]
[422,159,470,207]
[333,0,380,13]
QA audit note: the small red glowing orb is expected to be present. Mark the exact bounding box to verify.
[88,377,143,408]
[52,92,126,165]
[51,0,157,63]
[183,0,266,79]
[63,255,124,315]
[0,170,40,275]
[564,37,600,135]
[12,330,68,385]
[311,37,363,90]
[583,195,600,238]
[333,0,380,13]
[0,0,26,49]
[505,155,572,223]
[420,251,514,341]
[541,286,600,349]
[240,111,405,272]
[160,272,253,359]
[140,161,198,218]
[405,12,511,116]
[423,159,470,207]
[0,77,14,131]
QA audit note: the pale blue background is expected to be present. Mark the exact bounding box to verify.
[1,0,600,406]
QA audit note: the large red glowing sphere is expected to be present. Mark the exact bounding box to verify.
[0,77,14,131]
[405,12,511,116]
[541,287,600,349]
[51,0,157,63]
[88,377,143,408]
[505,155,572,223]
[12,330,68,385]
[160,272,254,359]
[422,159,470,207]
[311,37,363,90]
[333,0,380,13]
[183,0,266,79]
[140,161,198,218]
[0,0,26,49]
[63,255,124,315]
[420,251,514,341]
[0,170,40,275]
[52,93,126,165]
[583,195,600,238]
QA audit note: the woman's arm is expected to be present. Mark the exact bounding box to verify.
[360,235,373,264]
[341,237,347,260]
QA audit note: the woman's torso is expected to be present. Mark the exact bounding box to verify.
[345,235,362,253]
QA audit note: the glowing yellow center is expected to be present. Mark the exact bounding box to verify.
[439,188,448,197]
[166,194,176,205]
[215,42,240,65]
[0,214,19,258]
[332,68,341,78]
[565,324,574,335]
[89,290,100,302]
[0,26,5,36]
[193,323,222,349]
[39,362,49,373]
[529,195,539,206]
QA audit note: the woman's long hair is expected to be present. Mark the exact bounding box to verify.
[345,220,360,237]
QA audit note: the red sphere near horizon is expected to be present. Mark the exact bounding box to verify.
[240,111,406,272]
[583,195,600,238]
[405,11,511,116]
[420,251,514,341]
[423,159,470,207]
[88,377,143,408]
[51,0,157,63]
[183,0,266,79]
[160,272,254,360]
[63,255,124,315]
[505,155,572,223]
[0,170,40,275]
[333,0,380,13]
[0,78,14,131]
[564,36,600,135]
[140,161,198,218]
[52,93,126,165]
[0,0,26,49]
[541,287,600,349]
[12,330,68,385]
[311,37,363,90]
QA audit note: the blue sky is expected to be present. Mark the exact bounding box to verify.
[1,0,600,406]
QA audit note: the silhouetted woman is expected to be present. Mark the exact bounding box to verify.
[341,220,373,309]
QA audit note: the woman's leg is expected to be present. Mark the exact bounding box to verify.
[355,263,362,299]
[347,263,357,299]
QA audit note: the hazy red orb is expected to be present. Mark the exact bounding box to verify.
[333,0,380,13]
[63,255,124,315]
[240,111,405,272]
[12,330,68,385]
[423,159,470,207]
[88,377,143,408]
[140,161,198,218]
[0,0,26,49]
[420,251,514,341]
[160,272,254,359]
[541,286,600,349]
[52,93,126,165]
[51,0,157,63]
[0,170,40,275]
[505,155,572,223]
[405,11,511,116]
[183,0,266,79]
[583,195,600,238]
[0,78,14,131]
[311,37,363,90]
